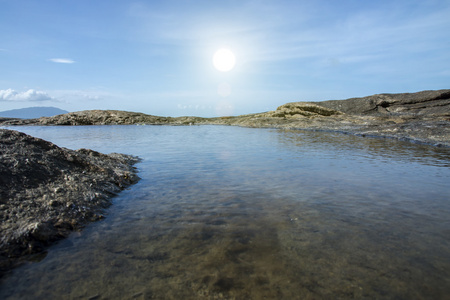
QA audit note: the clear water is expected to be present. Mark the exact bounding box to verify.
[1,125,449,299]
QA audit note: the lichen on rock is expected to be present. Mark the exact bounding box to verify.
[269,102,341,118]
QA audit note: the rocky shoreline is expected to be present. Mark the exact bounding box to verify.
[0,129,140,277]
[2,89,449,146]
[0,89,448,276]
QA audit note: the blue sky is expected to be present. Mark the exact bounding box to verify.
[1,0,449,117]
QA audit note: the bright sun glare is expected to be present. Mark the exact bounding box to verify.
[213,49,236,72]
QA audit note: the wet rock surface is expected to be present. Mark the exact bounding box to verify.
[1,89,449,146]
[0,129,140,276]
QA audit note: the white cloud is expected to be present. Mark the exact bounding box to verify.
[0,89,54,102]
[48,58,75,64]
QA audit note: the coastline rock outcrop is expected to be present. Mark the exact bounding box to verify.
[310,89,450,116]
[206,89,450,146]
[0,129,140,276]
[39,110,171,125]
[1,89,449,146]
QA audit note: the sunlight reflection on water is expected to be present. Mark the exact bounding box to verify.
[1,125,449,299]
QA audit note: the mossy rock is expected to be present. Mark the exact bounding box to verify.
[272,103,340,118]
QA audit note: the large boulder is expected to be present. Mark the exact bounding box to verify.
[0,129,140,274]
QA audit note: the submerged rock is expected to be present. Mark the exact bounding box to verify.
[0,129,140,275]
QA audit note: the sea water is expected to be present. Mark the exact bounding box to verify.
[0,125,449,299]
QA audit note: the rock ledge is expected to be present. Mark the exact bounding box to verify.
[0,129,140,276]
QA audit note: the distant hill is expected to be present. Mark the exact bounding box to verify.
[0,107,69,119]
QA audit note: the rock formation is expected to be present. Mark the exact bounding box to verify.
[206,89,450,146]
[39,110,171,125]
[310,89,450,116]
[1,89,449,146]
[0,129,140,275]
[0,89,448,276]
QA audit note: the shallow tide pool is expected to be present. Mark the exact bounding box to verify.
[1,125,449,299]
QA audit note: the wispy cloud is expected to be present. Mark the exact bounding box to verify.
[51,89,113,103]
[128,0,450,71]
[48,58,75,64]
[0,89,54,102]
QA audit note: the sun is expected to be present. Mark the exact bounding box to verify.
[213,49,236,72]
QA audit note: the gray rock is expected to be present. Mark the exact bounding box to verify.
[310,89,450,116]
[0,129,140,275]
[38,110,171,125]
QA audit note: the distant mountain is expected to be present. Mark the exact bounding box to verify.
[0,107,69,119]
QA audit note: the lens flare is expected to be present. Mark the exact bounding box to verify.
[213,49,236,72]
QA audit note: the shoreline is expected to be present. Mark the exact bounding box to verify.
[1,89,449,147]
[0,129,141,277]
[1,89,449,276]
